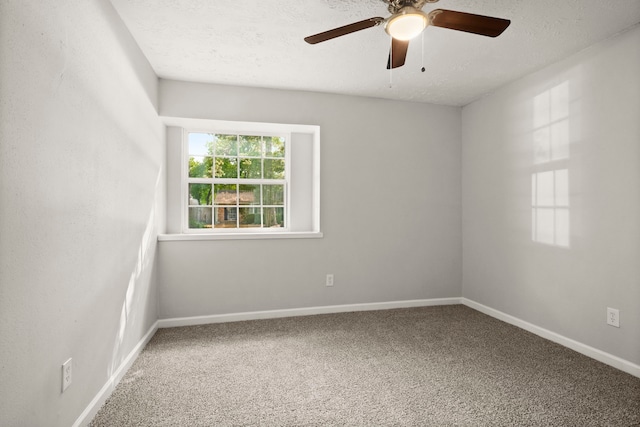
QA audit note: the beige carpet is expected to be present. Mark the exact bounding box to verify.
[90,305,640,426]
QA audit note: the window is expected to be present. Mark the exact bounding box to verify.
[158,119,320,241]
[185,131,289,231]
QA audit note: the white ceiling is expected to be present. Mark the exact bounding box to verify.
[110,0,640,106]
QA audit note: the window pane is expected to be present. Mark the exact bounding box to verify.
[264,207,284,228]
[189,207,212,229]
[214,207,237,228]
[263,185,284,205]
[188,183,212,206]
[214,134,238,156]
[239,184,260,205]
[215,157,238,178]
[214,184,237,205]
[239,135,262,157]
[185,129,290,233]
[264,159,285,179]
[239,158,261,179]
[188,156,212,178]
[264,136,285,157]
[188,133,213,156]
[239,207,261,228]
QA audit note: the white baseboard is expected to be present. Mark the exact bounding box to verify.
[71,297,639,427]
[462,298,640,379]
[158,297,462,328]
[73,321,159,427]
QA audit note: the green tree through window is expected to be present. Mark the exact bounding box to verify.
[186,132,287,230]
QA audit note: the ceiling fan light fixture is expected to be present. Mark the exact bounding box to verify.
[385,7,428,41]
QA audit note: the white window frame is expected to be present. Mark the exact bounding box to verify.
[182,128,291,234]
[157,118,322,241]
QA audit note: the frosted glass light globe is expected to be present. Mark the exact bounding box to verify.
[385,8,428,41]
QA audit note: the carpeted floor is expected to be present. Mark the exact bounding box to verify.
[90,305,640,426]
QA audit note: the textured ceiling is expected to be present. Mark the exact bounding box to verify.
[110,0,640,106]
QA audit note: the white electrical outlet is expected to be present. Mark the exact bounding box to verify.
[62,358,72,392]
[326,274,334,287]
[607,307,620,328]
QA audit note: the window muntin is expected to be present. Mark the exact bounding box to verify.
[185,131,288,231]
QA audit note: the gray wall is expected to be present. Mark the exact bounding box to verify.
[158,80,462,318]
[3,2,637,424]
[462,25,640,365]
[0,1,165,425]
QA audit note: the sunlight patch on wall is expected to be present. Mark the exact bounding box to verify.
[531,81,570,248]
[532,169,569,246]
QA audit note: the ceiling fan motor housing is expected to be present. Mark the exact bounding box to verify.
[386,0,439,15]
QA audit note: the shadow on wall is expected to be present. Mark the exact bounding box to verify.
[96,0,159,112]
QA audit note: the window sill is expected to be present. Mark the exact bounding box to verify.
[157,231,323,241]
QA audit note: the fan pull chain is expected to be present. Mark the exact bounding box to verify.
[389,34,393,88]
[421,31,424,70]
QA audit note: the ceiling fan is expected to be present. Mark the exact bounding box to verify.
[304,0,511,70]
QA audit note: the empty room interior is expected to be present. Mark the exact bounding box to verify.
[1,0,640,426]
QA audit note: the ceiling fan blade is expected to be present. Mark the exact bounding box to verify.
[304,17,385,44]
[387,38,409,69]
[429,9,510,37]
